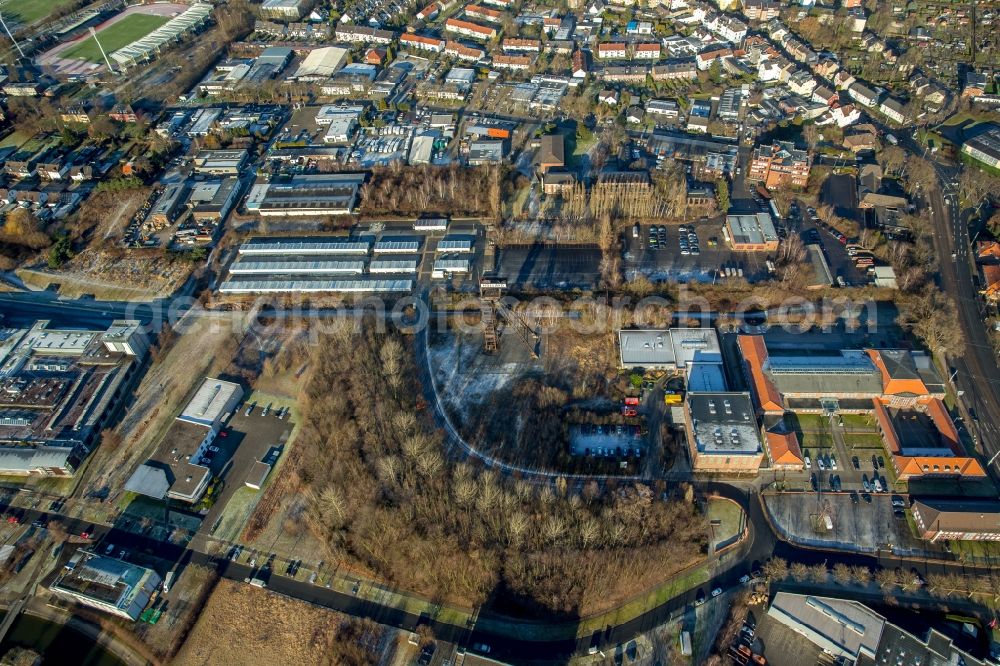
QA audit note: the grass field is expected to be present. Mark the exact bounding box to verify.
[1,0,75,26]
[61,14,169,63]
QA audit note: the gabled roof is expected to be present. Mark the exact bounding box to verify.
[765,431,803,466]
[976,240,1000,261]
[912,498,1000,533]
[737,335,783,413]
[895,456,986,478]
[867,349,929,397]
[983,264,1000,294]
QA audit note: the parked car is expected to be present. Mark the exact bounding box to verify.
[852,456,860,470]
[873,477,884,493]
[711,587,723,597]
[208,446,220,453]
[739,574,751,584]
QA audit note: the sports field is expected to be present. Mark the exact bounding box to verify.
[61,13,170,63]
[0,0,75,26]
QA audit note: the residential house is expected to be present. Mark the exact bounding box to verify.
[788,70,817,96]
[848,81,881,107]
[748,141,811,188]
[651,60,697,80]
[464,3,503,22]
[742,0,780,21]
[597,42,628,59]
[503,38,541,53]
[646,99,679,119]
[416,3,439,20]
[401,33,446,52]
[963,71,989,98]
[493,54,532,70]
[445,17,497,40]
[879,96,908,124]
[600,66,648,83]
[336,24,395,44]
[634,43,661,59]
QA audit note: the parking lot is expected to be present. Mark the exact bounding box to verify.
[623,219,771,283]
[569,424,646,457]
[764,491,921,553]
[200,402,295,533]
[783,412,899,496]
[786,202,870,286]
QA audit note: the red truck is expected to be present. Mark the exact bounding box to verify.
[624,397,640,406]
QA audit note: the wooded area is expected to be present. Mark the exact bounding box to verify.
[358,164,502,218]
[247,322,708,617]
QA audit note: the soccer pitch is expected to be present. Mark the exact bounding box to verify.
[0,0,75,26]
[61,13,170,63]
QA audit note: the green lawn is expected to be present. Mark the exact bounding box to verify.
[707,498,744,550]
[839,414,874,429]
[61,14,169,63]
[842,433,885,449]
[0,0,75,26]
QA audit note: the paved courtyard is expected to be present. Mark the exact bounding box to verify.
[763,492,924,553]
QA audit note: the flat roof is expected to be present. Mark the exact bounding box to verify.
[768,592,884,661]
[373,237,421,253]
[618,328,721,368]
[671,328,721,368]
[726,212,778,246]
[618,330,675,367]
[239,237,372,255]
[179,378,242,426]
[686,362,728,393]
[438,235,475,252]
[220,278,414,293]
[688,392,760,454]
[53,551,156,611]
[432,258,471,271]
[369,257,420,273]
[229,258,366,275]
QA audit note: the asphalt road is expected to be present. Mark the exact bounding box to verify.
[924,166,1000,473]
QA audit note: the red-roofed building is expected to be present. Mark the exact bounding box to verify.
[445,17,497,40]
[980,264,1000,302]
[737,335,784,414]
[416,2,439,20]
[365,48,387,65]
[463,4,503,22]
[765,431,804,470]
[401,33,446,52]
[634,43,661,59]
[597,43,628,59]
[871,397,985,481]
